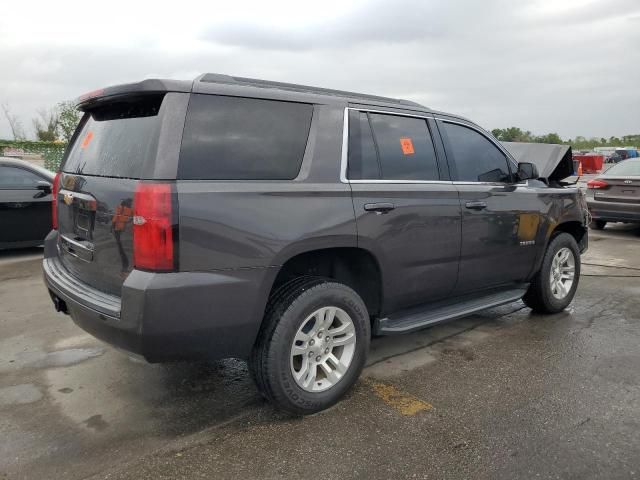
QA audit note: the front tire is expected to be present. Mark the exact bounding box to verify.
[523,233,581,314]
[249,278,370,415]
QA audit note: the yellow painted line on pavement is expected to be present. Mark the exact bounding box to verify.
[368,380,433,416]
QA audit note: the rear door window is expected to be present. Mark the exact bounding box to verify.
[442,122,512,183]
[369,114,440,181]
[347,112,440,181]
[347,111,381,180]
[62,94,164,178]
[178,95,313,180]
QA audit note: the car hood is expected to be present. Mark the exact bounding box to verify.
[502,142,574,181]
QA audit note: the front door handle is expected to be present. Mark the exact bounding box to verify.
[465,201,487,210]
[364,202,395,214]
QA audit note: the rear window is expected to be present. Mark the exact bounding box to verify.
[63,94,164,178]
[606,160,640,176]
[178,95,313,180]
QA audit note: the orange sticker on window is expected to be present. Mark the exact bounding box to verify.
[81,131,94,149]
[400,137,415,155]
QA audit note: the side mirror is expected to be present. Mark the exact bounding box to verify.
[36,181,52,194]
[517,162,539,181]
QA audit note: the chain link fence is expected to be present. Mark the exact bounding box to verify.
[1,141,67,171]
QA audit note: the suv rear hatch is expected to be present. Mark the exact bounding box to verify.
[56,90,188,296]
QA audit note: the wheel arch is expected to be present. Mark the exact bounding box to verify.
[551,220,587,246]
[268,246,384,320]
[530,219,587,278]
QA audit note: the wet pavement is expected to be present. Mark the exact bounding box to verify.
[1,224,639,479]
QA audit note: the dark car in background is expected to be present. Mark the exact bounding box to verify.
[587,158,640,229]
[0,158,54,249]
[43,74,588,414]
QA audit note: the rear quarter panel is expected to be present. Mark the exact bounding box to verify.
[177,104,356,272]
[175,104,355,355]
[177,181,356,271]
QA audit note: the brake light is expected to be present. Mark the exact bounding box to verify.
[587,179,609,189]
[52,172,61,229]
[133,183,175,271]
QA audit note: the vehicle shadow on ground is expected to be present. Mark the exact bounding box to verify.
[0,246,43,260]
[145,303,525,432]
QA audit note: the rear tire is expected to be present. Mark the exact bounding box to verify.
[249,277,370,415]
[523,233,581,314]
[590,220,606,230]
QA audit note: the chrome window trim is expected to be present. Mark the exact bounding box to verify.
[340,106,447,185]
[452,181,511,186]
[339,107,349,183]
[349,179,454,184]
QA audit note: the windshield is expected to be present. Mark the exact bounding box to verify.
[605,159,640,176]
[62,94,164,178]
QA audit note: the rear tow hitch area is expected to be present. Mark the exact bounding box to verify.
[50,292,69,315]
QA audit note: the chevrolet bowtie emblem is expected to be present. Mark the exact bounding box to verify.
[63,193,74,205]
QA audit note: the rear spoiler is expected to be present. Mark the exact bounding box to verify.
[76,79,192,111]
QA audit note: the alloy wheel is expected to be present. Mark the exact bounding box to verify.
[549,247,576,300]
[290,306,356,392]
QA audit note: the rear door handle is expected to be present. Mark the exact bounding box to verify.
[364,202,395,214]
[465,201,487,210]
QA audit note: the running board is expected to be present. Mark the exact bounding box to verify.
[375,287,528,335]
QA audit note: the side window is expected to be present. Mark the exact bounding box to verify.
[347,111,380,180]
[178,95,313,180]
[0,166,42,189]
[442,122,512,183]
[368,113,440,180]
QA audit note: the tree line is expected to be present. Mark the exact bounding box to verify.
[491,127,639,150]
[1,102,80,144]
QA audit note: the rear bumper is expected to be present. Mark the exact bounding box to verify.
[587,199,640,223]
[43,232,274,362]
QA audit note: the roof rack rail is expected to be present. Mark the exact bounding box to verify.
[196,73,426,108]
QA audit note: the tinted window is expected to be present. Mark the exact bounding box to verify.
[179,95,313,180]
[347,111,380,179]
[443,122,512,182]
[0,166,42,189]
[368,113,439,180]
[63,94,164,178]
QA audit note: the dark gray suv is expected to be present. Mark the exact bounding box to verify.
[43,74,588,414]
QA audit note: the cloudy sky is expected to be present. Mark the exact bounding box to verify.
[1,0,638,140]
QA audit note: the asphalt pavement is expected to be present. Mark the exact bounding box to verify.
[1,224,639,479]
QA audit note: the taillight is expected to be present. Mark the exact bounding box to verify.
[587,179,609,189]
[133,183,175,271]
[52,172,61,229]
